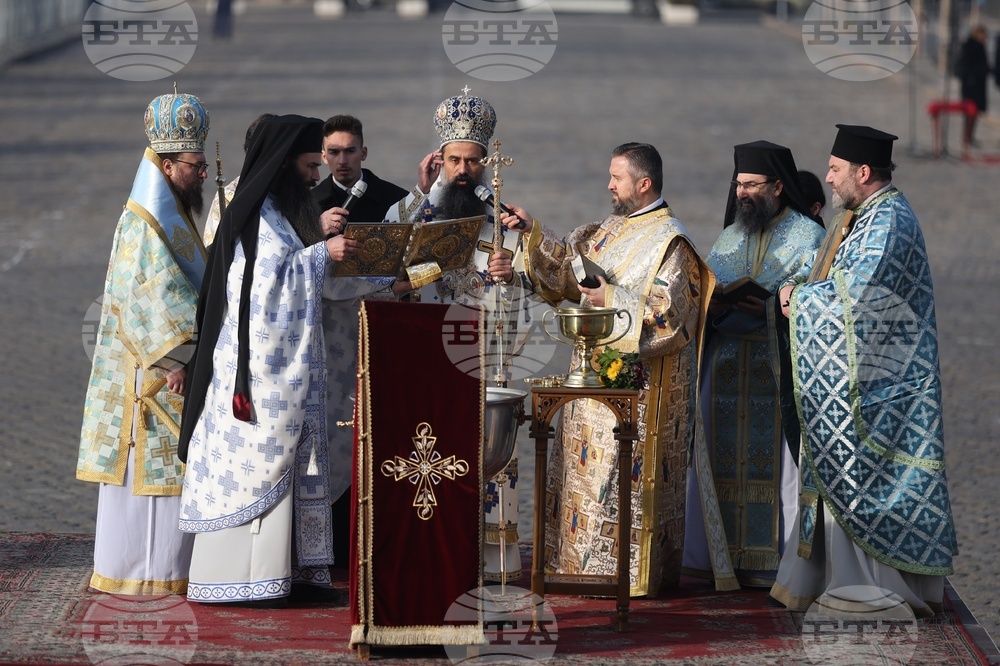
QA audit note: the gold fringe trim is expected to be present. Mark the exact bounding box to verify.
[353,624,486,647]
[715,483,776,505]
[746,484,776,505]
[360,304,376,629]
[89,571,188,596]
[731,549,779,572]
[716,483,739,503]
[484,525,520,544]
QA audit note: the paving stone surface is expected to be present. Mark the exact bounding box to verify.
[1,3,997,645]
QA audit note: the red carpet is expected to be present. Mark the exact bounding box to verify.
[0,532,994,665]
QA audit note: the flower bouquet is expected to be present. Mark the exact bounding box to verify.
[595,348,646,390]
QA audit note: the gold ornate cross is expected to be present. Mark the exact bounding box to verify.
[481,139,515,254]
[480,139,516,386]
[380,422,469,520]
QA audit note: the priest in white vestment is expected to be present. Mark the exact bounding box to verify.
[77,91,210,595]
[502,143,733,595]
[384,89,527,582]
[178,116,377,604]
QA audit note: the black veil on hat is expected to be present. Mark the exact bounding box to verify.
[179,114,324,461]
[723,140,819,228]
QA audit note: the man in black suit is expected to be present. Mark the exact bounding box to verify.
[312,115,407,229]
[312,115,408,571]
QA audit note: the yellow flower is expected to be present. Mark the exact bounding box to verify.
[606,358,623,381]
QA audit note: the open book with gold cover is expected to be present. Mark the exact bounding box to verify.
[335,215,486,281]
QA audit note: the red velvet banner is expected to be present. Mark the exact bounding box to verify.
[351,301,484,647]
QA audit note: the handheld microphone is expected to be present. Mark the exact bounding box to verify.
[341,180,367,212]
[475,185,526,230]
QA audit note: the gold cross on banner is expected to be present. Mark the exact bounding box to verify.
[380,422,469,520]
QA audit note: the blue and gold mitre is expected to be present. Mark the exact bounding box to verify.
[143,91,210,154]
[434,87,496,150]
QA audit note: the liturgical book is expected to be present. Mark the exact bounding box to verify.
[714,276,772,304]
[571,245,608,289]
[335,215,485,279]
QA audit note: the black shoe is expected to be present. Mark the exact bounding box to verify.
[228,597,289,609]
[290,583,346,604]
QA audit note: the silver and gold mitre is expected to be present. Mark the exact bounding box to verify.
[143,91,210,154]
[434,87,497,150]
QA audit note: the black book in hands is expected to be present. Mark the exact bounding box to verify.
[715,276,772,304]
[571,246,607,289]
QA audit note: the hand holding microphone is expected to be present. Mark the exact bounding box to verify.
[341,180,367,212]
[322,180,367,238]
[475,185,526,230]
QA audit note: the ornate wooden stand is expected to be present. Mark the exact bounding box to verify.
[529,387,639,632]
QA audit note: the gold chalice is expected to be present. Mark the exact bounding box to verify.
[542,306,632,388]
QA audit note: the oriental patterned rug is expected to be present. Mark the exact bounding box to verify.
[0,532,993,665]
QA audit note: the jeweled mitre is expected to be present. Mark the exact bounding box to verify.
[144,91,210,154]
[434,90,496,150]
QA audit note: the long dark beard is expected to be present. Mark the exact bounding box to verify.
[438,177,485,219]
[176,186,204,218]
[733,194,780,234]
[272,166,323,246]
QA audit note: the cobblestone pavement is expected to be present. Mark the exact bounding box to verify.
[1,4,998,646]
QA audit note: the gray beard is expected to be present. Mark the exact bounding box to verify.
[832,190,857,210]
[733,194,780,234]
[438,178,484,219]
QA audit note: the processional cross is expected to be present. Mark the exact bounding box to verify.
[481,139,514,264]
[480,139,515,387]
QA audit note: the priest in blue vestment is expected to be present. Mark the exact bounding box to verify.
[78,90,210,595]
[771,125,958,618]
[683,141,825,588]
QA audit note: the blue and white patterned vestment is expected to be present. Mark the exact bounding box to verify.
[683,208,824,586]
[180,195,334,602]
[79,148,206,595]
[773,187,957,616]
